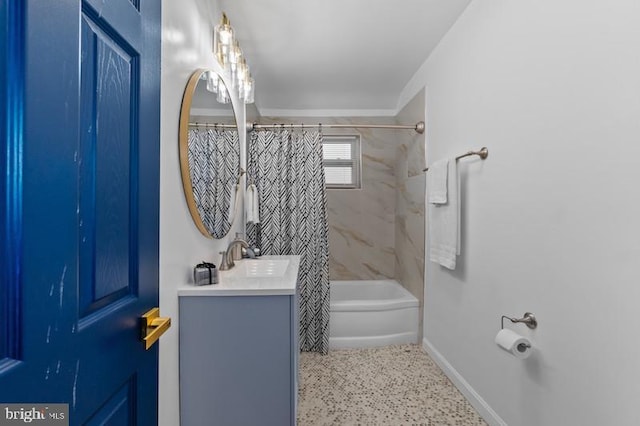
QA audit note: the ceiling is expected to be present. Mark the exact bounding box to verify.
[217,0,472,116]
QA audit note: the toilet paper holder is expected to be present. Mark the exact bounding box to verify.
[501,312,538,330]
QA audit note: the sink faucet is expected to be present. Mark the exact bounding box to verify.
[222,238,256,270]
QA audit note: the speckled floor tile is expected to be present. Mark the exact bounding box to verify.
[298,344,488,426]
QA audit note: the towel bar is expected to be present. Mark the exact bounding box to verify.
[423,147,488,172]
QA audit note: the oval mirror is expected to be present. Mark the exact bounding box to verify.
[179,69,240,239]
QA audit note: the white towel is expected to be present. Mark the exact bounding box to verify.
[228,183,238,220]
[427,159,448,204]
[428,157,460,269]
[245,184,260,224]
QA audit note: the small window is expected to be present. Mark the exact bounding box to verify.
[322,135,361,189]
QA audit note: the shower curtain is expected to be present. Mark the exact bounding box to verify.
[246,128,330,354]
[187,128,240,238]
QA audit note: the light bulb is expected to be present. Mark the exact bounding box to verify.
[217,25,233,46]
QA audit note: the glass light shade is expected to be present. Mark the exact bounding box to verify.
[216,85,231,104]
[227,48,238,65]
[215,23,234,47]
[229,64,239,90]
[231,61,247,94]
[229,41,242,65]
[215,49,225,68]
[242,77,254,104]
[217,41,233,66]
[235,61,248,83]
[206,71,219,93]
[237,75,246,95]
[213,17,234,66]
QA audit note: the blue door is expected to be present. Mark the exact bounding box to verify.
[1,0,162,424]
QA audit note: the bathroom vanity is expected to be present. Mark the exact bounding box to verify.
[178,255,300,426]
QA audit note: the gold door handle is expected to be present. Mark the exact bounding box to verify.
[141,308,171,350]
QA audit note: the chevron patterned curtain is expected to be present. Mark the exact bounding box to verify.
[187,128,240,239]
[246,129,330,354]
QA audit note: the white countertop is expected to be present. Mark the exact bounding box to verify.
[177,255,300,296]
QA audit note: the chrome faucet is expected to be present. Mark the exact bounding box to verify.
[223,238,256,270]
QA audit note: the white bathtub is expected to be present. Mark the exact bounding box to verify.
[329,280,419,349]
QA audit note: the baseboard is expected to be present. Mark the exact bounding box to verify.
[422,338,507,426]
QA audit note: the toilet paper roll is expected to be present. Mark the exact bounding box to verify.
[495,328,532,359]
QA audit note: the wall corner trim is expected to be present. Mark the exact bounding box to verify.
[422,338,507,426]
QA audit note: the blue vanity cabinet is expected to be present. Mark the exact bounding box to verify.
[179,291,299,426]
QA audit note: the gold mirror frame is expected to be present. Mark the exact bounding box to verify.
[179,68,239,238]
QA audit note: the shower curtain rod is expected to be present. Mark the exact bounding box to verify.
[188,121,425,134]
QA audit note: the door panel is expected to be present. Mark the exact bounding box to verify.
[0,0,22,374]
[84,378,135,426]
[0,0,161,424]
[0,0,6,365]
[79,11,138,316]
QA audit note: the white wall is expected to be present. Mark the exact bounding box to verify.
[160,1,245,424]
[400,1,640,425]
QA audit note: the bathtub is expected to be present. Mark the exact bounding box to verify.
[329,280,419,349]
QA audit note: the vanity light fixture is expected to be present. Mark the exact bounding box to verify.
[213,13,255,104]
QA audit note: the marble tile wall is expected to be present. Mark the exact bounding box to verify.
[262,116,399,280]
[325,121,399,280]
[394,89,426,336]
